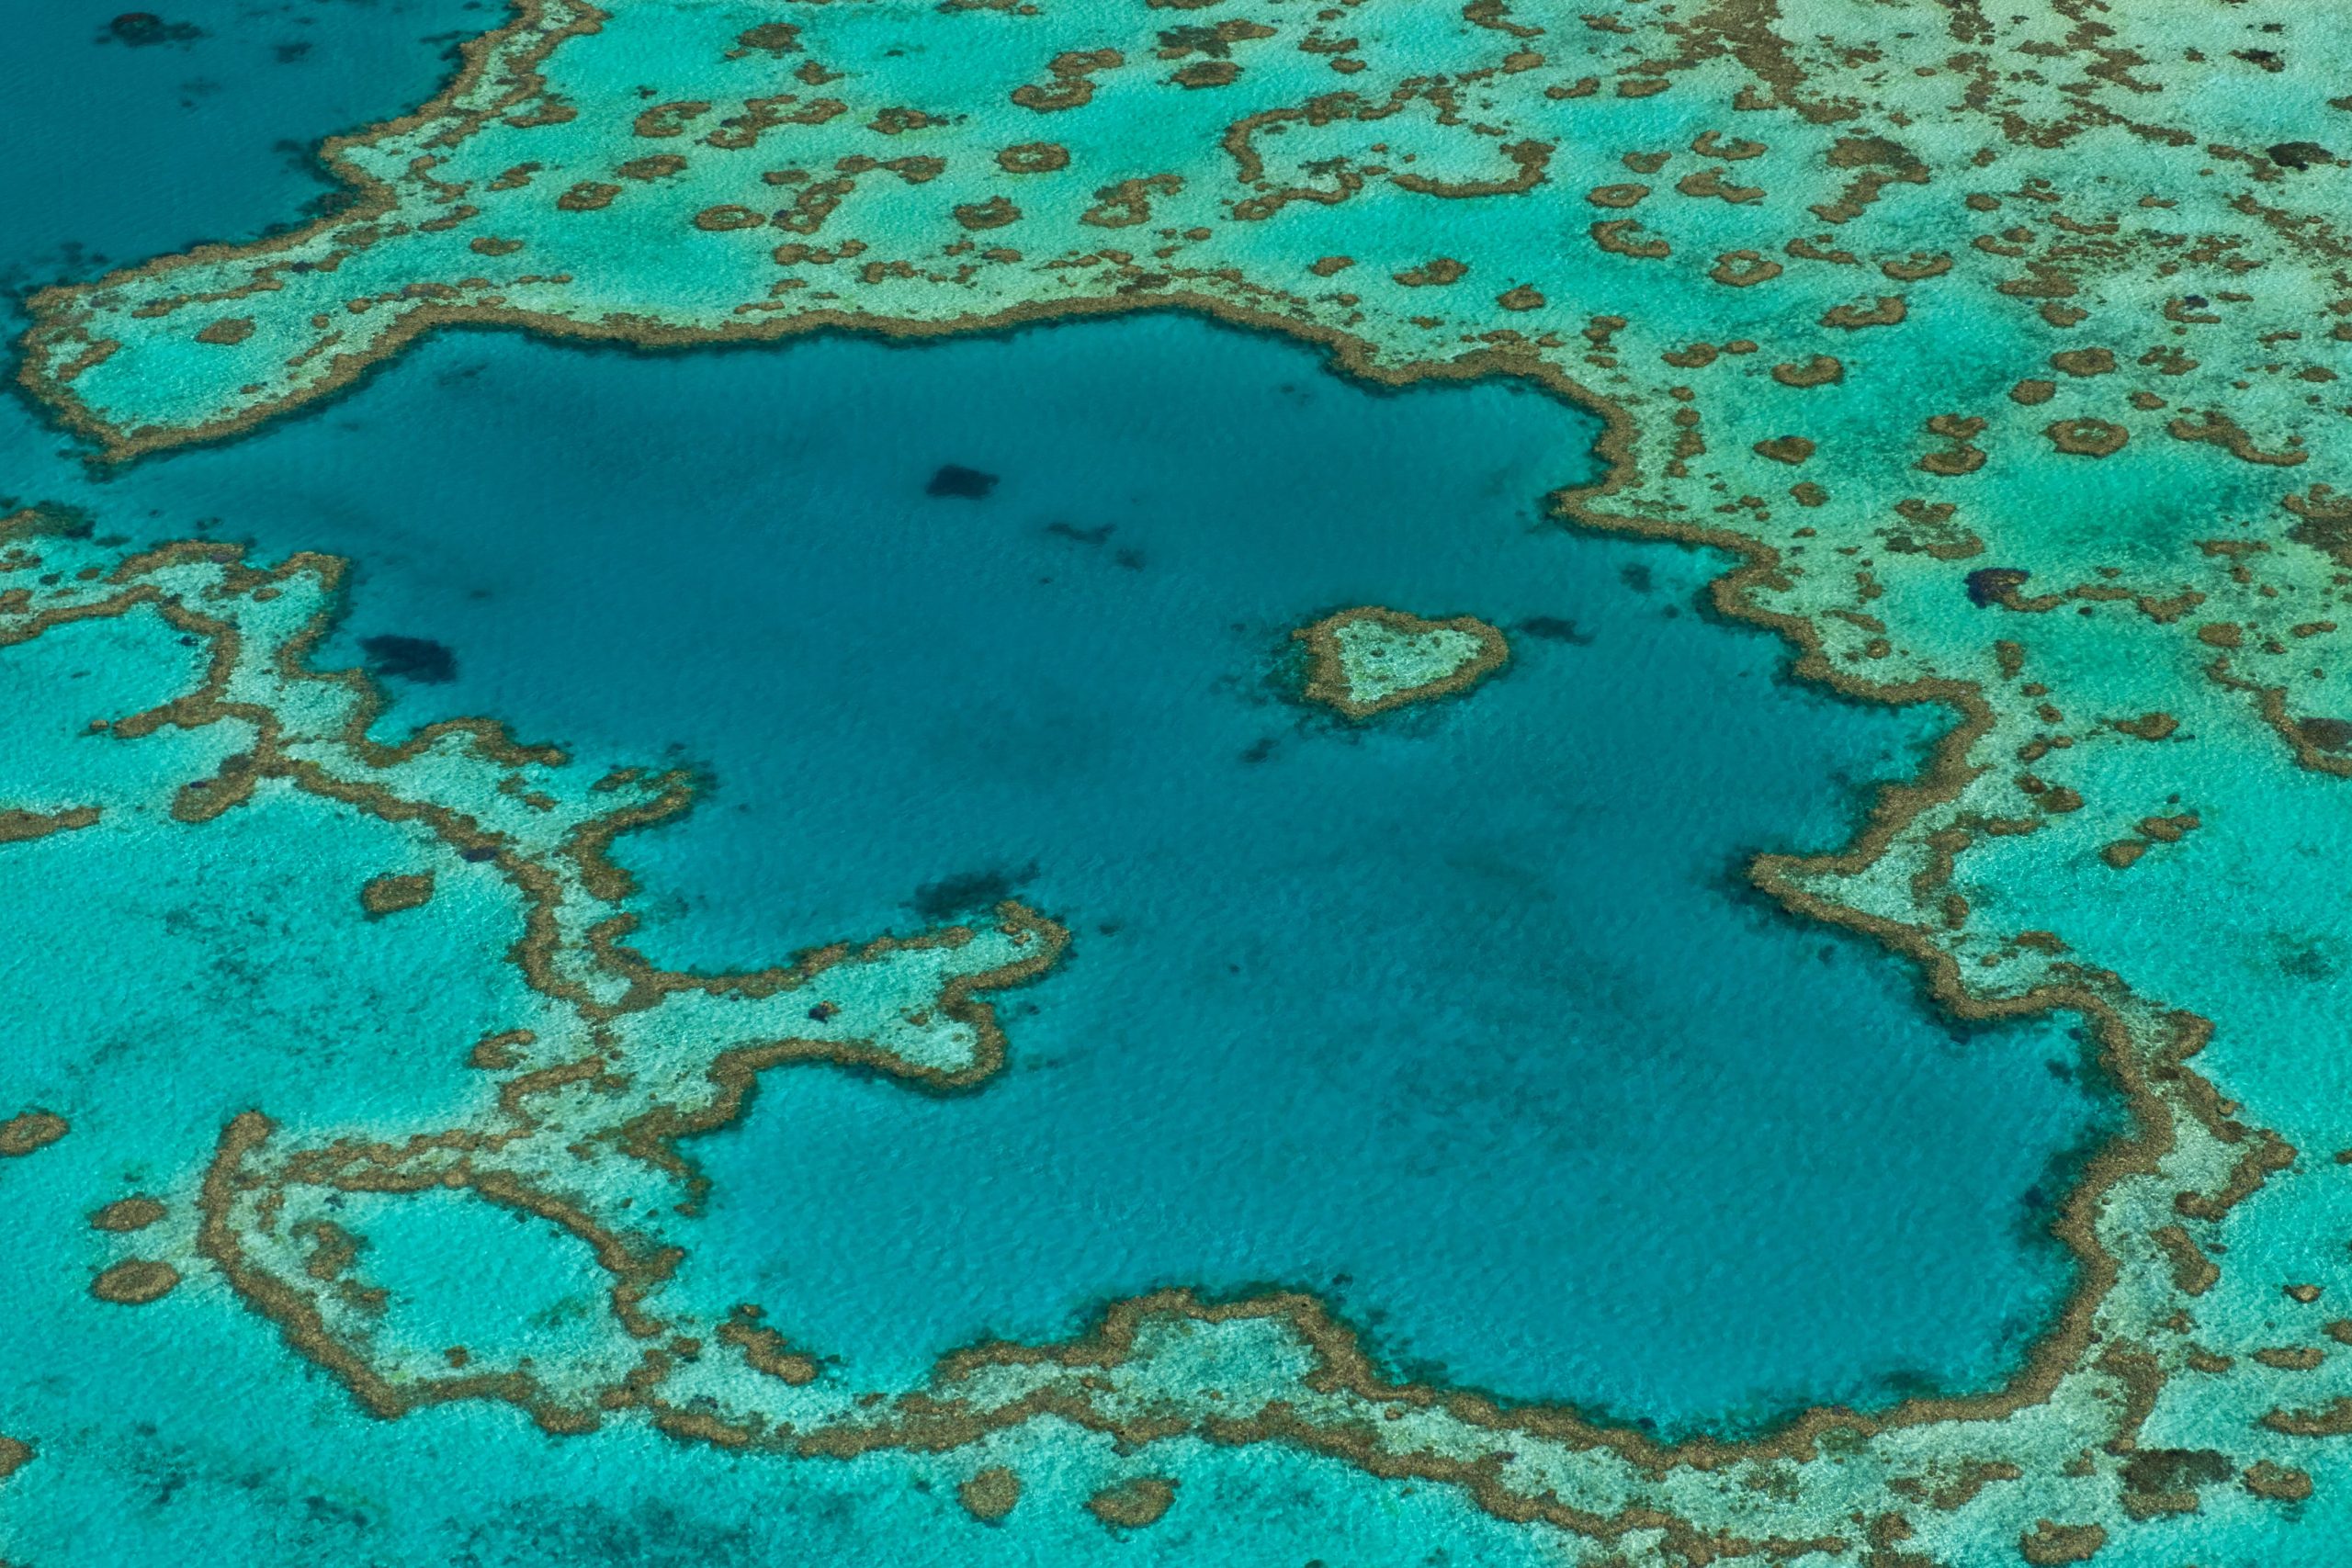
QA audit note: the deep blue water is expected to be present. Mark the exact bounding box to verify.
[0,0,489,294]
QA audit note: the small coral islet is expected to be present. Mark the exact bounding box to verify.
[1293,604,1510,718]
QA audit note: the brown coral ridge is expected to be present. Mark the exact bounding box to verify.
[782,1287,1836,1560]
[197,1112,599,1430]
[611,901,1070,1212]
[0,502,1046,1409]
[0,510,678,1014]
[188,892,1066,1358]
[871,1009,2228,1506]
[195,931,1071,1434]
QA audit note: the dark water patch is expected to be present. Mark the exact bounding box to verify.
[360,635,456,684]
[2122,1448,2233,1495]
[2267,141,2334,172]
[910,863,1039,923]
[2270,931,2340,981]
[927,464,999,499]
[103,13,205,47]
[1517,615,1592,644]
[1965,566,2030,607]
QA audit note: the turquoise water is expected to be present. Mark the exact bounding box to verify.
[0,2,2135,1561]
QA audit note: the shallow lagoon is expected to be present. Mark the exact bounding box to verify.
[19,310,2114,1432]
